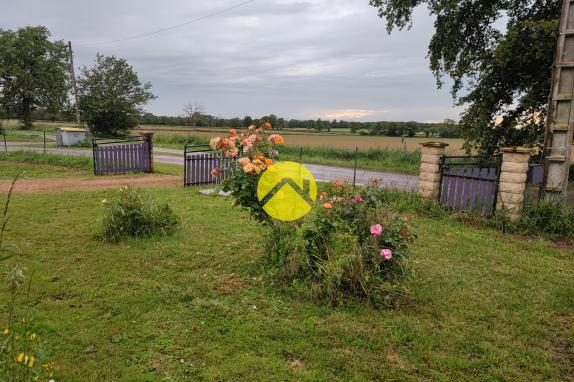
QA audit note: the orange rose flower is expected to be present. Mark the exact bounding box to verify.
[209,137,222,150]
[224,146,239,158]
[238,157,251,166]
[332,180,346,189]
[323,203,333,209]
[211,168,218,177]
[229,128,238,137]
[264,122,272,129]
[268,134,284,145]
[252,159,265,170]
[264,159,273,166]
[243,163,257,174]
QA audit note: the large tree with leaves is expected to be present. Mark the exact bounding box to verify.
[0,26,69,129]
[78,54,156,136]
[369,0,560,154]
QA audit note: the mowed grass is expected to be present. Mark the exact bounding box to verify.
[0,162,572,381]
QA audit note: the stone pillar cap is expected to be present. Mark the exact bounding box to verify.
[500,147,534,154]
[420,141,449,148]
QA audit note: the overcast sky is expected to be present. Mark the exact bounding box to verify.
[1,0,462,122]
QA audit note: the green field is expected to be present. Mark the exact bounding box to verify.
[138,125,467,154]
[0,160,572,381]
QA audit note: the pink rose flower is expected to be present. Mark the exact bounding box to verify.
[351,196,363,204]
[370,224,383,237]
[379,249,393,261]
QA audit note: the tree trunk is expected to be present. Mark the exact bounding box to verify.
[19,98,33,130]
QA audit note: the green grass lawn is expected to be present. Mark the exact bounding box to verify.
[0,151,183,178]
[0,161,88,180]
[0,162,571,381]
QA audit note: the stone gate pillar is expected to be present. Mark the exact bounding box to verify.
[418,142,449,199]
[497,147,533,219]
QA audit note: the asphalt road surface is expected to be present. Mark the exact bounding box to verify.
[3,142,419,191]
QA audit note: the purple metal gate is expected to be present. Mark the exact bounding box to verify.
[92,136,152,176]
[438,155,502,215]
[184,145,235,187]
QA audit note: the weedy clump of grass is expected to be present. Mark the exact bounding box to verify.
[99,185,181,242]
[518,200,574,240]
[375,187,447,218]
[0,151,92,170]
[448,200,574,241]
[451,208,516,234]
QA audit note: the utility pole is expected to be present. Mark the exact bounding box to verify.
[543,0,574,201]
[68,41,81,127]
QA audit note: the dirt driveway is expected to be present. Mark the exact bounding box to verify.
[0,174,181,193]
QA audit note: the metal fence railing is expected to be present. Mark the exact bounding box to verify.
[92,136,152,176]
[184,144,236,187]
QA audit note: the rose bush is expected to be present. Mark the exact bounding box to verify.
[265,180,416,307]
[209,122,284,225]
[209,127,415,307]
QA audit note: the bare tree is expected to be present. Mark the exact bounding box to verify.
[183,102,205,130]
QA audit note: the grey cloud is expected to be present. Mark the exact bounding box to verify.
[0,0,459,121]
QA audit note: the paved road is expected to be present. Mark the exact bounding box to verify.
[3,143,419,191]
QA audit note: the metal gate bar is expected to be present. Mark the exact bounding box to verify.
[438,155,502,215]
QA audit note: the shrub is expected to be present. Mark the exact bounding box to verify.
[266,180,416,307]
[69,138,92,148]
[99,185,180,242]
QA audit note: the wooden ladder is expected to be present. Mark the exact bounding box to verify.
[544,0,574,199]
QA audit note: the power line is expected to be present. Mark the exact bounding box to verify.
[76,0,257,47]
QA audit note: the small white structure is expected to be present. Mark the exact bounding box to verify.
[55,127,89,147]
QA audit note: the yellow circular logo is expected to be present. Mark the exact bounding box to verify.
[257,161,317,222]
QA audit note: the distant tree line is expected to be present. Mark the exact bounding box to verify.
[23,100,460,139]
[138,112,460,138]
